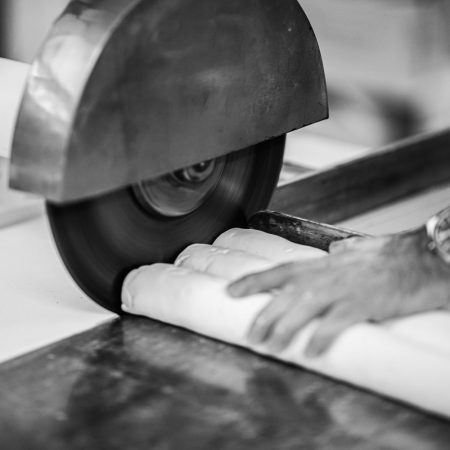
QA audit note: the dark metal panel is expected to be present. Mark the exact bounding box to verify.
[10,0,327,202]
[0,1,8,58]
[0,317,449,449]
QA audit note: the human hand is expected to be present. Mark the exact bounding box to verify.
[228,228,450,357]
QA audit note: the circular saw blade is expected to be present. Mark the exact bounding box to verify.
[47,137,285,313]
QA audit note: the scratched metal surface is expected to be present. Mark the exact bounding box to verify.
[1,316,449,450]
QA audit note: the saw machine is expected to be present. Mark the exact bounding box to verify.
[8,0,328,313]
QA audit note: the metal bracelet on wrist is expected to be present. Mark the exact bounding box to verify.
[426,206,450,265]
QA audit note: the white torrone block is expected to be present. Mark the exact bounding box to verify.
[122,228,450,418]
[214,228,326,263]
[122,263,450,419]
[175,244,278,280]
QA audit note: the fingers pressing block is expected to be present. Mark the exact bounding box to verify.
[227,263,296,297]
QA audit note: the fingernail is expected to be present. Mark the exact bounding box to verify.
[248,326,266,345]
[227,283,242,298]
[248,334,262,346]
[267,341,285,354]
[304,347,318,358]
[304,343,322,359]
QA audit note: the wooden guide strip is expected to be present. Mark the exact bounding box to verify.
[249,211,367,251]
[270,129,450,224]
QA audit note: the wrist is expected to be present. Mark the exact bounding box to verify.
[389,226,428,252]
[424,209,450,310]
[426,206,450,265]
[381,221,450,312]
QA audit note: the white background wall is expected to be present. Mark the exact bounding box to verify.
[2,0,68,62]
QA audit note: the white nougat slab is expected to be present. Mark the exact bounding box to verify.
[214,228,326,263]
[123,263,450,419]
[123,227,450,419]
[385,313,450,359]
[175,244,278,280]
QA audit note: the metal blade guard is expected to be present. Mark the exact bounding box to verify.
[9,0,327,202]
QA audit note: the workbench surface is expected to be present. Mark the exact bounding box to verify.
[3,177,450,448]
[2,196,450,448]
[1,317,449,450]
[2,122,450,446]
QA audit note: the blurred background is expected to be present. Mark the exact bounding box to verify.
[301,0,450,147]
[1,0,450,149]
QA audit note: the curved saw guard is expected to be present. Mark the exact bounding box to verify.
[9,0,327,203]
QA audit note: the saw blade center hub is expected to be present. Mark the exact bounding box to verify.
[132,157,225,218]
